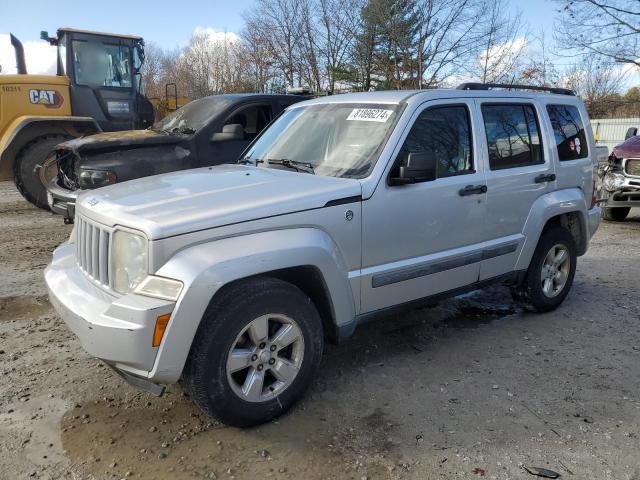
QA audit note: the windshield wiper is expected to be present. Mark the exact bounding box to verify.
[262,158,316,174]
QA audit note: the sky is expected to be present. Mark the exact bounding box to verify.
[1,0,634,85]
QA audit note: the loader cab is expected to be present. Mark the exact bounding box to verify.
[50,28,154,131]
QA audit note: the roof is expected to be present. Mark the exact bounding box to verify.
[296,88,584,108]
[57,28,142,41]
[200,93,311,101]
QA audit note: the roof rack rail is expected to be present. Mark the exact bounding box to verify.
[456,82,575,96]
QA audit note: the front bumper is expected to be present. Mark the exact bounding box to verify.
[599,189,640,208]
[45,242,175,381]
[47,179,79,221]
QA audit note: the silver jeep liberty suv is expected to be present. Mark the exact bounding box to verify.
[46,83,601,427]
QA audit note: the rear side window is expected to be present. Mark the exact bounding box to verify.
[398,105,473,178]
[546,104,588,160]
[482,104,543,170]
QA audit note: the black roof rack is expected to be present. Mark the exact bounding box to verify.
[457,82,575,96]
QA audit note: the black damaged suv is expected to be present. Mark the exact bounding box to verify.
[47,93,309,221]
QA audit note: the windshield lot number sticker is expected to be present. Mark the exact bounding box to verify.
[347,108,394,122]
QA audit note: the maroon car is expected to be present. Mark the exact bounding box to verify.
[598,133,640,221]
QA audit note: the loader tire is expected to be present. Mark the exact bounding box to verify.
[13,134,71,210]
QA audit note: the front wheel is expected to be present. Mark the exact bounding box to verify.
[602,207,630,222]
[183,277,324,427]
[512,226,577,313]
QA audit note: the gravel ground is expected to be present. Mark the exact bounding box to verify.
[1,180,640,480]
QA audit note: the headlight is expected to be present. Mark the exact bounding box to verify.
[112,230,148,294]
[134,275,183,301]
[78,169,117,188]
[603,172,625,192]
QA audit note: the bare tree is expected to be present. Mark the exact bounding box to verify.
[476,0,527,83]
[317,0,360,92]
[244,0,304,87]
[140,42,164,99]
[241,20,276,92]
[554,0,640,68]
[414,0,493,88]
[561,56,626,117]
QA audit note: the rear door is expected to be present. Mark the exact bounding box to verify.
[478,99,556,280]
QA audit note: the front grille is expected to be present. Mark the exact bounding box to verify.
[625,159,640,177]
[75,215,111,287]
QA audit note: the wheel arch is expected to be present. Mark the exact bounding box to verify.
[516,188,590,271]
[0,116,100,181]
[147,228,356,383]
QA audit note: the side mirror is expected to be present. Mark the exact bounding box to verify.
[624,127,638,140]
[389,151,437,186]
[211,124,244,142]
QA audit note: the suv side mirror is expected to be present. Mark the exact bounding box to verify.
[389,151,437,185]
[211,124,244,142]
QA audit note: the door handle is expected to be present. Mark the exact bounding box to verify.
[459,184,487,196]
[534,173,556,183]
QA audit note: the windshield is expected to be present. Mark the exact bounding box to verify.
[243,103,402,178]
[153,97,234,134]
[72,40,132,88]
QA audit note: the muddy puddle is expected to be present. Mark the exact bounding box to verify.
[0,295,52,321]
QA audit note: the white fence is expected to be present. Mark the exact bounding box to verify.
[591,117,639,152]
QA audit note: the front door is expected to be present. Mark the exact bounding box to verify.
[477,100,556,280]
[360,100,488,313]
[208,103,273,165]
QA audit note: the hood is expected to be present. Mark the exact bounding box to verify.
[76,165,362,239]
[58,129,182,153]
[613,135,640,159]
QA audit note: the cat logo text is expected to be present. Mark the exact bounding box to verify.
[29,89,64,109]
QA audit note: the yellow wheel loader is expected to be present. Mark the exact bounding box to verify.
[0,28,155,209]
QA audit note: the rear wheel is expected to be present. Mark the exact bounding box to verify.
[183,277,324,427]
[602,207,630,222]
[512,226,577,313]
[13,134,71,210]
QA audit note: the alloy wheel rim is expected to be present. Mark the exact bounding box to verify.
[226,313,304,403]
[540,243,570,298]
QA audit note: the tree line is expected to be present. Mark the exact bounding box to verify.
[141,0,640,119]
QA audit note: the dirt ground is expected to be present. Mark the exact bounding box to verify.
[1,180,640,480]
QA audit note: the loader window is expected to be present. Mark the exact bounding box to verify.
[72,40,133,89]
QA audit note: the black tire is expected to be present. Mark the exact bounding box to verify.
[183,277,324,427]
[512,226,577,313]
[602,207,630,222]
[13,134,71,210]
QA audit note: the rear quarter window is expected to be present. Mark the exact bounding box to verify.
[546,104,588,160]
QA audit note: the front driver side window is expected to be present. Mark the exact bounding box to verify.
[224,104,272,141]
[393,105,473,179]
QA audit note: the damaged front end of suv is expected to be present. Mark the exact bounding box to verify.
[597,135,640,221]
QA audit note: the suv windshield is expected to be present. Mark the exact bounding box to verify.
[154,97,234,134]
[243,103,402,178]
